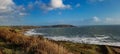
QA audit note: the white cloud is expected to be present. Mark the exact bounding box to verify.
[105,18,113,22]
[0,0,27,25]
[17,5,26,11]
[0,0,14,13]
[93,16,101,22]
[19,12,27,16]
[39,0,71,11]
[50,0,70,9]
[91,16,120,25]
[51,0,65,8]
[104,18,120,24]
[17,0,72,12]
[0,0,27,17]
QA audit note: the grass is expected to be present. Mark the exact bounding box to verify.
[0,26,120,54]
[0,27,72,54]
[54,41,101,54]
[54,41,119,54]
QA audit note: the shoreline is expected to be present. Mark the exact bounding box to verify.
[24,29,120,53]
[25,28,120,47]
[0,26,120,54]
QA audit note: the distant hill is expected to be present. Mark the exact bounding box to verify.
[39,25,76,28]
[3,25,76,29]
[50,25,76,28]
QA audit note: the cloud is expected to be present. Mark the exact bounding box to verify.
[0,0,15,19]
[75,3,80,8]
[105,18,113,22]
[0,15,23,25]
[0,0,14,13]
[38,0,71,11]
[93,16,101,22]
[0,0,27,17]
[19,12,28,16]
[104,18,120,24]
[90,16,120,25]
[14,0,71,12]
[0,0,27,25]
[50,0,71,9]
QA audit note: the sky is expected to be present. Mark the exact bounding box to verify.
[0,0,120,26]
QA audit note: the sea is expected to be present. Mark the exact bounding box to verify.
[25,25,120,47]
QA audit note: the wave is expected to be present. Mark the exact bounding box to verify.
[45,36,120,47]
[24,29,120,47]
[24,29,44,36]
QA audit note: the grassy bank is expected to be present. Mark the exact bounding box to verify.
[54,41,120,54]
[0,26,120,54]
[0,27,72,54]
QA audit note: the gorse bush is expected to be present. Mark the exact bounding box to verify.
[0,27,72,54]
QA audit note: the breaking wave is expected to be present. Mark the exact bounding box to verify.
[24,29,44,36]
[45,36,120,47]
[25,29,120,47]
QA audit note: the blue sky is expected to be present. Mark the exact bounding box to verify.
[0,0,120,26]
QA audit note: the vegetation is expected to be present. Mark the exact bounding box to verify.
[0,27,72,54]
[55,41,118,54]
[0,26,120,54]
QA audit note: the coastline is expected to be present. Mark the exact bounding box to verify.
[0,27,72,54]
[0,26,120,54]
[24,28,120,54]
[25,28,120,47]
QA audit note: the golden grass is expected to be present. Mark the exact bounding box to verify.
[0,27,72,54]
[0,27,120,54]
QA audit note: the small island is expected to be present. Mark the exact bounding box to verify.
[50,24,76,28]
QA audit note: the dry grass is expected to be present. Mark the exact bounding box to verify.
[0,27,119,54]
[0,27,72,54]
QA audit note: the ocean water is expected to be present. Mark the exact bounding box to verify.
[25,25,120,46]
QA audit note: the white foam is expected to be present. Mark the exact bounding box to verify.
[45,36,120,47]
[24,29,44,36]
[24,30,120,46]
